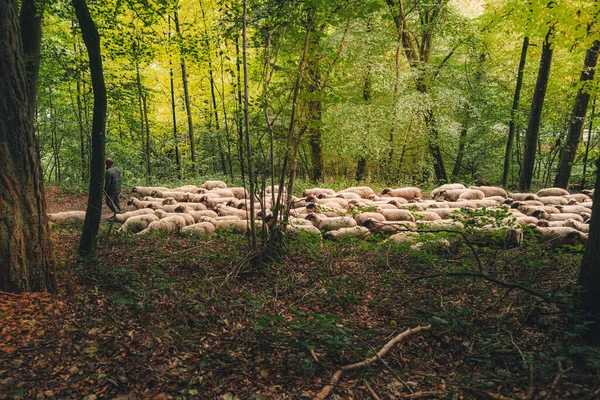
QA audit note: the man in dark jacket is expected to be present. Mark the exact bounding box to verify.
[104,158,122,215]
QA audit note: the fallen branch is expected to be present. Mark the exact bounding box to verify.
[544,362,573,400]
[363,379,381,400]
[314,325,431,400]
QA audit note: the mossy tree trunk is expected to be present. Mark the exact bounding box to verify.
[0,0,56,292]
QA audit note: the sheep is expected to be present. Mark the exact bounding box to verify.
[486,196,508,203]
[513,216,540,226]
[469,186,508,199]
[435,188,469,201]
[513,203,561,216]
[363,219,416,234]
[458,190,486,201]
[114,208,156,223]
[381,187,422,201]
[133,186,169,196]
[303,188,336,197]
[305,195,349,209]
[214,219,252,233]
[335,192,362,200]
[200,196,238,208]
[416,220,464,230]
[289,207,309,218]
[324,226,371,240]
[137,215,187,235]
[48,211,87,224]
[536,220,566,227]
[474,199,502,208]
[161,197,177,205]
[176,202,208,211]
[563,219,590,233]
[225,187,248,200]
[505,199,545,207]
[446,201,478,209]
[536,187,570,197]
[538,196,569,206]
[305,213,357,232]
[508,193,540,201]
[216,205,252,220]
[430,183,466,198]
[285,223,322,237]
[353,212,387,225]
[533,226,588,247]
[174,185,200,193]
[154,209,168,218]
[424,208,455,219]
[340,186,375,199]
[542,213,585,223]
[182,222,216,236]
[149,204,189,213]
[188,209,219,222]
[207,188,235,198]
[128,197,159,209]
[558,205,591,214]
[413,211,442,221]
[388,231,420,244]
[118,214,159,233]
[162,212,195,226]
[378,209,416,222]
[200,180,227,190]
[305,203,347,216]
[582,189,595,198]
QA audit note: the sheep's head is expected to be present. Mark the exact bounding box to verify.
[132,187,139,193]
[127,198,134,206]
[525,195,536,201]
[531,209,549,220]
[162,197,176,205]
[362,219,378,229]
[175,205,189,213]
[147,203,156,210]
[305,195,316,202]
[503,198,515,205]
[510,201,522,209]
[381,188,393,196]
[568,199,579,205]
[536,220,550,227]
[305,213,318,221]
[305,203,318,212]
[367,194,378,200]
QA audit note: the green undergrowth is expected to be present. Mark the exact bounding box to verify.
[42,225,596,398]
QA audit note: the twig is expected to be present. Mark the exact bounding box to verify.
[481,287,515,314]
[363,379,381,400]
[314,325,431,400]
[527,363,534,400]
[544,362,573,400]
[403,391,443,398]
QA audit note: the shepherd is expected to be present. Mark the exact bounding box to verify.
[104,157,122,219]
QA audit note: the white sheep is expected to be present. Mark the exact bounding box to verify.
[430,183,466,198]
[353,212,387,225]
[174,185,200,193]
[508,193,540,201]
[118,214,159,233]
[229,187,250,199]
[381,187,421,201]
[48,211,87,224]
[533,226,588,247]
[563,219,590,233]
[536,188,570,197]
[114,208,155,223]
[201,180,227,190]
[340,186,375,199]
[133,186,169,196]
[182,222,216,236]
[188,210,219,222]
[363,219,416,234]
[538,196,569,206]
[303,188,336,197]
[458,190,486,201]
[469,186,508,198]
[378,209,416,222]
[137,215,187,235]
[324,226,371,240]
[305,213,357,232]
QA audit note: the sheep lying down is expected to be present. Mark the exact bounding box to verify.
[48,211,87,224]
[137,215,187,235]
[118,214,159,233]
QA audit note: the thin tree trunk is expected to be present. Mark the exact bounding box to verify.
[388,0,405,179]
[503,36,529,187]
[76,47,87,183]
[308,62,323,183]
[168,16,181,180]
[0,0,55,292]
[73,0,107,260]
[582,97,596,189]
[142,92,151,182]
[174,11,195,165]
[356,55,372,182]
[235,40,246,186]
[135,59,147,180]
[452,125,468,181]
[554,40,600,189]
[242,0,257,251]
[519,28,554,192]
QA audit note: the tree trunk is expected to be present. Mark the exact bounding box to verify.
[19,0,45,117]
[135,60,147,182]
[308,62,323,183]
[579,156,600,343]
[519,29,554,192]
[168,16,181,180]
[502,36,529,187]
[73,0,107,260]
[424,109,448,183]
[554,40,600,189]
[0,0,55,292]
[582,97,596,189]
[142,92,151,182]
[452,125,468,181]
[235,39,246,186]
[174,11,195,166]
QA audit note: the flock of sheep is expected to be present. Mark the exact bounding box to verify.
[47,180,595,249]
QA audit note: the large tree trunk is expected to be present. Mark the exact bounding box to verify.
[174,11,196,166]
[519,29,553,192]
[502,36,529,187]
[554,40,600,189]
[73,0,107,260]
[19,0,45,116]
[0,0,55,292]
[579,157,600,343]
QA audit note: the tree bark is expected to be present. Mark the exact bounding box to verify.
[0,0,55,292]
[502,36,529,187]
[582,97,596,189]
[167,16,181,179]
[554,40,600,189]
[142,92,151,181]
[19,0,45,118]
[174,11,196,166]
[73,0,107,260]
[308,55,323,183]
[519,29,554,192]
[579,157,600,343]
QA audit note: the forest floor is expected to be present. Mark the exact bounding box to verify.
[1,188,600,399]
